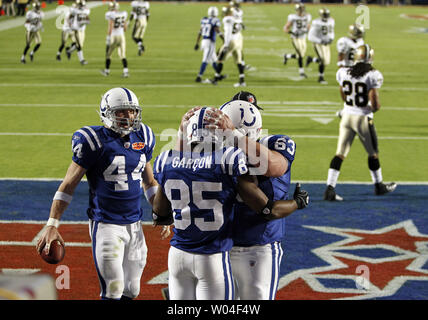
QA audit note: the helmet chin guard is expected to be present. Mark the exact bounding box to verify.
[99,87,142,136]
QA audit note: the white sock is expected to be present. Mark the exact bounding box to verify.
[77,51,84,61]
[327,168,340,188]
[123,68,129,73]
[299,68,304,74]
[370,168,383,184]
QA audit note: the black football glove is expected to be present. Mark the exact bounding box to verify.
[194,44,199,51]
[152,211,174,226]
[293,183,309,209]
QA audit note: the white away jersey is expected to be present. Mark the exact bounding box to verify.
[336,36,364,67]
[70,6,90,31]
[222,15,236,46]
[232,7,243,34]
[308,17,335,44]
[336,67,383,117]
[131,0,149,19]
[106,10,128,36]
[25,10,44,32]
[287,13,311,38]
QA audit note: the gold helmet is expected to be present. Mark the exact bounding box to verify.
[319,8,330,20]
[229,0,240,9]
[76,0,86,8]
[354,44,374,64]
[222,6,232,16]
[108,1,119,11]
[348,23,365,39]
[295,3,305,15]
[32,1,41,11]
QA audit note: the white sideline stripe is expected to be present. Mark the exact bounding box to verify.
[0,179,427,185]
[0,219,155,225]
[0,241,91,247]
[1,132,428,141]
[1,83,427,92]
[0,103,192,109]
[0,1,104,32]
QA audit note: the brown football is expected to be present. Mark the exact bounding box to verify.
[40,240,65,264]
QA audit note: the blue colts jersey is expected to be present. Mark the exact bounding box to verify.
[200,16,220,41]
[154,147,248,254]
[71,124,155,224]
[232,135,296,246]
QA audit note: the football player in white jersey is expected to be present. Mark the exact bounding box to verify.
[130,0,150,56]
[101,1,129,78]
[36,87,165,300]
[307,8,335,84]
[21,1,44,64]
[283,3,311,78]
[194,6,222,83]
[66,0,90,65]
[324,45,397,201]
[56,5,76,61]
[214,6,246,87]
[337,23,365,68]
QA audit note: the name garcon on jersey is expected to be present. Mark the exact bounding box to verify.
[71,124,155,224]
[153,147,248,254]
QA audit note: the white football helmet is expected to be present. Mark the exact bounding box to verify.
[186,107,219,146]
[220,100,262,141]
[208,6,218,18]
[99,87,142,136]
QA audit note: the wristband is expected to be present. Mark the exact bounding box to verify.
[145,186,158,202]
[53,191,73,204]
[46,218,60,228]
[152,211,174,226]
[260,199,274,216]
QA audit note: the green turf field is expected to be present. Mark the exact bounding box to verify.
[1,1,427,182]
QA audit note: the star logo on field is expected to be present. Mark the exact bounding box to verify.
[277,220,428,300]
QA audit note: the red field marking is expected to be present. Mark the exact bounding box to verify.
[0,222,170,300]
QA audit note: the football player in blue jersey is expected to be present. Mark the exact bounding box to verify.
[36,87,161,300]
[152,107,308,300]
[194,6,223,83]
[203,91,309,300]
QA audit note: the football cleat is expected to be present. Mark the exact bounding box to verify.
[122,71,129,78]
[21,57,26,64]
[323,185,343,201]
[80,60,88,65]
[306,56,313,67]
[195,76,202,83]
[100,69,110,77]
[56,54,61,61]
[299,73,308,79]
[30,53,34,62]
[234,81,246,87]
[318,76,328,84]
[375,182,397,196]
[283,54,288,65]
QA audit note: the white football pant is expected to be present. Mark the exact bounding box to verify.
[168,246,234,300]
[230,242,283,300]
[89,220,147,300]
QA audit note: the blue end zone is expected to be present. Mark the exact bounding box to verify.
[1,180,427,299]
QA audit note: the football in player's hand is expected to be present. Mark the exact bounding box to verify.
[40,240,65,264]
